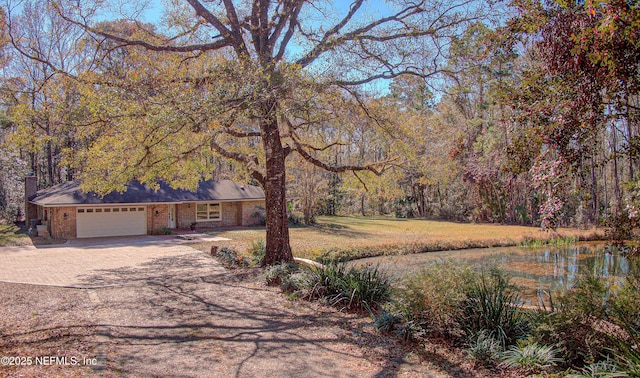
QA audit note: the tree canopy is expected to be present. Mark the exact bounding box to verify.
[1,0,638,249]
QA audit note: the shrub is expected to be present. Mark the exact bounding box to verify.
[566,358,625,378]
[248,240,266,266]
[374,309,403,334]
[396,261,478,339]
[265,261,391,311]
[500,341,562,375]
[609,258,640,344]
[608,258,640,377]
[532,274,616,367]
[467,330,503,367]
[287,211,304,225]
[459,269,529,347]
[215,246,246,267]
[264,262,299,287]
[151,227,173,235]
[250,206,266,226]
[304,262,391,311]
[604,211,636,245]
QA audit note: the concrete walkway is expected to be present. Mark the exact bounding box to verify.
[0,235,221,287]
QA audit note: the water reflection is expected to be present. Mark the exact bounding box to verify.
[351,243,634,305]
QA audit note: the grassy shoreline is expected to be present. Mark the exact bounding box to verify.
[209,216,607,262]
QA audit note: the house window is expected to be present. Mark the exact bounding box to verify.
[196,203,221,221]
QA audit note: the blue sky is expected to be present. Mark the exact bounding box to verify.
[125,0,398,93]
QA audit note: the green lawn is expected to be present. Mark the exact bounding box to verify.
[0,223,31,246]
[206,216,605,261]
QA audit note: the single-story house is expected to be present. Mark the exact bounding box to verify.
[24,176,265,239]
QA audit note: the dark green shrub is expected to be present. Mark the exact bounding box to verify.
[604,211,636,245]
[265,261,391,311]
[459,269,529,347]
[304,262,391,311]
[374,309,402,334]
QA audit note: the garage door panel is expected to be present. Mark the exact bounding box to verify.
[77,206,146,238]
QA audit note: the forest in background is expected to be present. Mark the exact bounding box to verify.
[0,0,638,234]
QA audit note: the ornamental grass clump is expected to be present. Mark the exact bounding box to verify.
[264,261,299,287]
[459,269,530,348]
[467,330,503,367]
[500,341,562,375]
[265,261,391,312]
[304,262,392,311]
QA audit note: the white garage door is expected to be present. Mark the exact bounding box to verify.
[77,206,147,238]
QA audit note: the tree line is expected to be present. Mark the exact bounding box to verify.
[0,0,638,263]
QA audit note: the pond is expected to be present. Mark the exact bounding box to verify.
[351,242,636,306]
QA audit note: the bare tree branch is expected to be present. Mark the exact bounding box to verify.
[283,115,392,175]
[209,138,265,185]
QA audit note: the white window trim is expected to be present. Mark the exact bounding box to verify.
[195,202,222,222]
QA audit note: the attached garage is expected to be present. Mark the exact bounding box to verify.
[76,206,147,238]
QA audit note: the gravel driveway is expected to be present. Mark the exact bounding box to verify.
[1,237,458,377]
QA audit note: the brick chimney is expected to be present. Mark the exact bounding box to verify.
[24,175,38,223]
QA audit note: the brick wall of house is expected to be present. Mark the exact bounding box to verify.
[176,203,195,229]
[49,207,77,239]
[147,204,168,234]
[185,201,260,228]
[241,201,266,226]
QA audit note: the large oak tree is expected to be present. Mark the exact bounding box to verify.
[10,0,485,264]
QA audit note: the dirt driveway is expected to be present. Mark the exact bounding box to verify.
[0,237,474,377]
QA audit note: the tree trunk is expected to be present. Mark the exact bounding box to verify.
[590,157,598,224]
[416,183,427,218]
[261,105,293,266]
[612,123,622,208]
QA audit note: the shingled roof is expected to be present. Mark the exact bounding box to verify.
[29,180,265,206]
